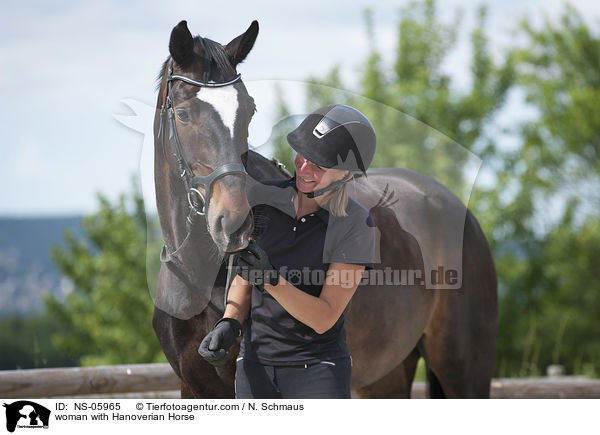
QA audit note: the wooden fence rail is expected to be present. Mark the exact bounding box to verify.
[0,363,179,399]
[1,364,599,399]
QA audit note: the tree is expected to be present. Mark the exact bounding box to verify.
[269,83,296,173]
[45,184,165,366]
[487,5,600,377]
[0,312,81,370]
[296,0,514,202]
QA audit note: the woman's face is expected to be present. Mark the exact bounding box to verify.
[294,153,348,194]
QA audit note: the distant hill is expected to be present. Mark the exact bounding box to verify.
[0,217,84,315]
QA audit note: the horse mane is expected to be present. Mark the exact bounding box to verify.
[155,36,235,90]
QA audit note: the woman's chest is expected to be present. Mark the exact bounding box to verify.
[255,206,330,286]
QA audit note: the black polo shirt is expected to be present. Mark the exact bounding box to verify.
[239,177,376,365]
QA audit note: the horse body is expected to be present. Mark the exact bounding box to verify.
[152,21,497,399]
[345,170,497,398]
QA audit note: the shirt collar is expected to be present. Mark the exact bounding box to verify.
[287,176,330,224]
[313,207,330,223]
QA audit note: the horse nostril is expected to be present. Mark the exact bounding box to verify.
[214,208,251,237]
[214,213,225,234]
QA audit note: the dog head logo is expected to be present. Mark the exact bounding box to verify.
[3,401,50,432]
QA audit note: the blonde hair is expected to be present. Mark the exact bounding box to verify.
[318,182,349,217]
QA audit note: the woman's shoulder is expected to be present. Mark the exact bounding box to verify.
[345,197,375,227]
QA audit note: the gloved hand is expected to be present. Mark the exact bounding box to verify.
[235,241,280,287]
[198,317,242,366]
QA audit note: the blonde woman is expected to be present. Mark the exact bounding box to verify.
[199,104,376,399]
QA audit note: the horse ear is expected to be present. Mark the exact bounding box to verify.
[225,20,259,67]
[169,20,195,68]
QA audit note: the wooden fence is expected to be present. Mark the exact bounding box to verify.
[0,364,179,399]
[1,363,599,399]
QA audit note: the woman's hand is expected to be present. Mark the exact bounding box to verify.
[235,241,280,287]
[198,318,242,366]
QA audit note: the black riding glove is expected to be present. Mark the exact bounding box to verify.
[198,317,242,366]
[235,241,280,287]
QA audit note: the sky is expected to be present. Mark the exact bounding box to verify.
[1,0,599,216]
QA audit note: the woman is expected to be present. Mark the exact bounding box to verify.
[199,104,376,399]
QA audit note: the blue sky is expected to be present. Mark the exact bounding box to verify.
[1,0,598,216]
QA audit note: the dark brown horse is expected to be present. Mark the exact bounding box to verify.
[152,20,497,398]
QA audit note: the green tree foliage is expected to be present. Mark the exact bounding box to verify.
[45,187,165,366]
[488,5,600,377]
[0,312,81,370]
[284,0,514,201]
[518,5,600,178]
[270,83,296,173]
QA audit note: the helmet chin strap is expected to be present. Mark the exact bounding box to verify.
[293,173,355,199]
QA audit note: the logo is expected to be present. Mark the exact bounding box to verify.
[3,401,50,433]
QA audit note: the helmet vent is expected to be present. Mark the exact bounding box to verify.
[312,117,340,138]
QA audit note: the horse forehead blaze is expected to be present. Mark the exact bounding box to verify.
[195,86,239,138]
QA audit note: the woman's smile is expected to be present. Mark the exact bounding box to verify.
[296,175,316,191]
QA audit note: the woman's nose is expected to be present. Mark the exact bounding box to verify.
[298,159,310,173]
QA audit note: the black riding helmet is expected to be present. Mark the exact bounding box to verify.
[287,104,376,198]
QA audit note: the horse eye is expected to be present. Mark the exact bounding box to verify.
[176,109,190,122]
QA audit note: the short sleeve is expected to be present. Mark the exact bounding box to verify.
[323,207,376,269]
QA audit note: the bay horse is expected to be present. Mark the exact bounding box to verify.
[152,20,497,398]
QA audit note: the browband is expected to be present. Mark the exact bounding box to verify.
[168,73,242,88]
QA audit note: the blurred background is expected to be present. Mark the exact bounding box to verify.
[1,0,599,380]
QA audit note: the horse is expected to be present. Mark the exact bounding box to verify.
[152,20,498,398]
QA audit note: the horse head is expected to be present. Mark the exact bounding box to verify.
[155,20,258,254]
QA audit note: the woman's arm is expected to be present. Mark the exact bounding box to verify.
[264,262,365,334]
[223,274,253,325]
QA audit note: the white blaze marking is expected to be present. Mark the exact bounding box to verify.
[196,86,239,138]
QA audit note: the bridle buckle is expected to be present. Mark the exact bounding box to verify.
[187,188,206,216]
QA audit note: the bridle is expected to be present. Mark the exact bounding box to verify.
[159,59,246,223]
[158,58,247,311]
